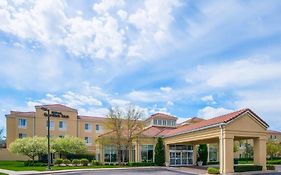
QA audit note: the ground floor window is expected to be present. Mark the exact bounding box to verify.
[209,145,218,162]
[141,145,153,162]
[104,145,117,163]
[131,145,135,162]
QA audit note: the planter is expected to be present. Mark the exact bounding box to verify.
[198,161,203,166]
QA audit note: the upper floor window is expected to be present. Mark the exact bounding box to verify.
[46,121,55,130]
[85,123,92,131]
[59,135,64,138]
[18,133,27,138]
[18,118,27,128]
[96,124,101,133]
[59,121,67,130]
[85,137,92,146]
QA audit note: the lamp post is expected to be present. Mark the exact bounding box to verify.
[41,107,51,171]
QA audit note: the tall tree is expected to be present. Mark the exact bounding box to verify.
[198,144,208,165]
[154,137,165,166]
[267,141,280,161]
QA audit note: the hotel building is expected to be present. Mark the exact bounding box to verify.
[4,104,280,173]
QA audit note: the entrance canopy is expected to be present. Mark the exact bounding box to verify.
[163,108,269,174]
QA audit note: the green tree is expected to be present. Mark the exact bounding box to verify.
[198,144,208,165]
[267,141,280,161]
[244,140,253,159]
[154,137,165,166]
[9,137,48,161]
[52,136,87,158]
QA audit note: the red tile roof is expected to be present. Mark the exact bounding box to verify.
[78,115,106,122]
[35,104,77,112]
[267,130,281,135]
[145,113,177,122]
[164,108,268,137]
[140,126,174,137]
[9,111,35,117]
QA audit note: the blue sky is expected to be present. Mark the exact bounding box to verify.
[1,0,281,132]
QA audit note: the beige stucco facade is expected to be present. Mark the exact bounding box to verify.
[3,104,273,174]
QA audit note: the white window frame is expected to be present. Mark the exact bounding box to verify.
[46,120,55,130]
[85,137,92,146]
[19,133,27,138]
[85,123,92,132]
[96,124,102,133]
[18,118,27,128]
[59,121,67,131]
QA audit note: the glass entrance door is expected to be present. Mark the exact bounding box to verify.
[169,150,193,166]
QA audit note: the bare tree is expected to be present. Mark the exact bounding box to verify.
[103,105,144,165]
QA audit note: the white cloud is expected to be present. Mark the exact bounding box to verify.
[201,95,216,104]
[93,0,125,14]
[187,57,281,88]
[117,9,127,20]
[197,106,233,119]
[160,86,172,93]
[108,99,130,106]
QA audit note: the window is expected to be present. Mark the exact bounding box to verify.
[59,135,64,138]
[85,123,92,131]
[46,121,54,130]
[157,120,162,125]
[163,120,167,125]
[104,145,117,162]
[96,124,101,133]
[18,118,27,128]
[153,119,157,125]
[84,137,92,146]
[171,121,176,126]
[18,133,27,138]
[141,145,153,162]
[167,120,171,126]
[131,145,136,162]
[59,121,67,130]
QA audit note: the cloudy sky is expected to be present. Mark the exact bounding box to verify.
[1,0,281,132]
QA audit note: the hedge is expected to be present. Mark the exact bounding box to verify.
[267,159,281,165]
[234,165,262,172]
[66,153,95,161]
[207,167,220,174]
[128,162,155,166]
[24,161,47,167]
[207,161,219,165]
[267,165,275,170]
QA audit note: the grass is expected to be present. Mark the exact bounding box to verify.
[238,160,254,164]
[0,173,8,175]
[0,161,126,171]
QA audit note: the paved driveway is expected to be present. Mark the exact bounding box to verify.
[55,168,195,175]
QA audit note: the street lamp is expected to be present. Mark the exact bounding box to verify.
[41,107,51,171]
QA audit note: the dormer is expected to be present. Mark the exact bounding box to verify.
[145,113,177,128]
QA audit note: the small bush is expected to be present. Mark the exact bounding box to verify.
[267,165,275,170]
[63,159,71,165]
[128,162,155,166]
[207,161,219,165]
[66,153,96,161]
[24,161,47,167]
[80,158,89,166]
[54,158,63,165]
[207,167,220,174]
[267,159,281,165]
[92,160,101,166]
[72,159,81,166]
[234,165,262,172]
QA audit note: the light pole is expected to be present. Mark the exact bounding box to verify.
[41,107,51,171]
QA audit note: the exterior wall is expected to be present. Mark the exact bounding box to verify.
[0,149,30,161]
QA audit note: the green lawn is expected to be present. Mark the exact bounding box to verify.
[0,161,125,171]
[0,173,8,175]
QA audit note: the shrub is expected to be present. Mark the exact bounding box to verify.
[267,159,281,165]
[128,162,155,166]
[154,137,165,166]
[66,153,96,161]
[207,161,219,165]
[72,159,81,166]
[54,158,63,165]
[234,165,262,172]
[92,160,101,166]
[63,159,71,165]
[267,165,275,170]
[207,167,220,174]
[80,158,89,166]
[24,160,47,167]
[198,144,208,165]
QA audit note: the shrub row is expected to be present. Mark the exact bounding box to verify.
[267,159,281,165]
[234,165,262,172]
[128,162,155,166]
[207,161,219,165]
[54,158,90,166]
[267,165,275,170]
[24,161,47,167]
[66,153,96,161]
[207,167,220,174]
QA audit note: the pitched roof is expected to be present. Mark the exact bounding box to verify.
[145,113,177,122]
[35,104,77,112]
[267,130,281,135]
[9,111,35,117]
[180,117,205,126]
[140,126,174,137]
[78,115,106,122]
[164,108,269,137]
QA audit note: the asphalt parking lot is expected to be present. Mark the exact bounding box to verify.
[55,168,195,175]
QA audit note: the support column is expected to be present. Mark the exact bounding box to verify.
[254,137,267,171]
[193,144,197,165]
[207,144,210,162]
[220,136,234,174]
[165,144,170,166]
